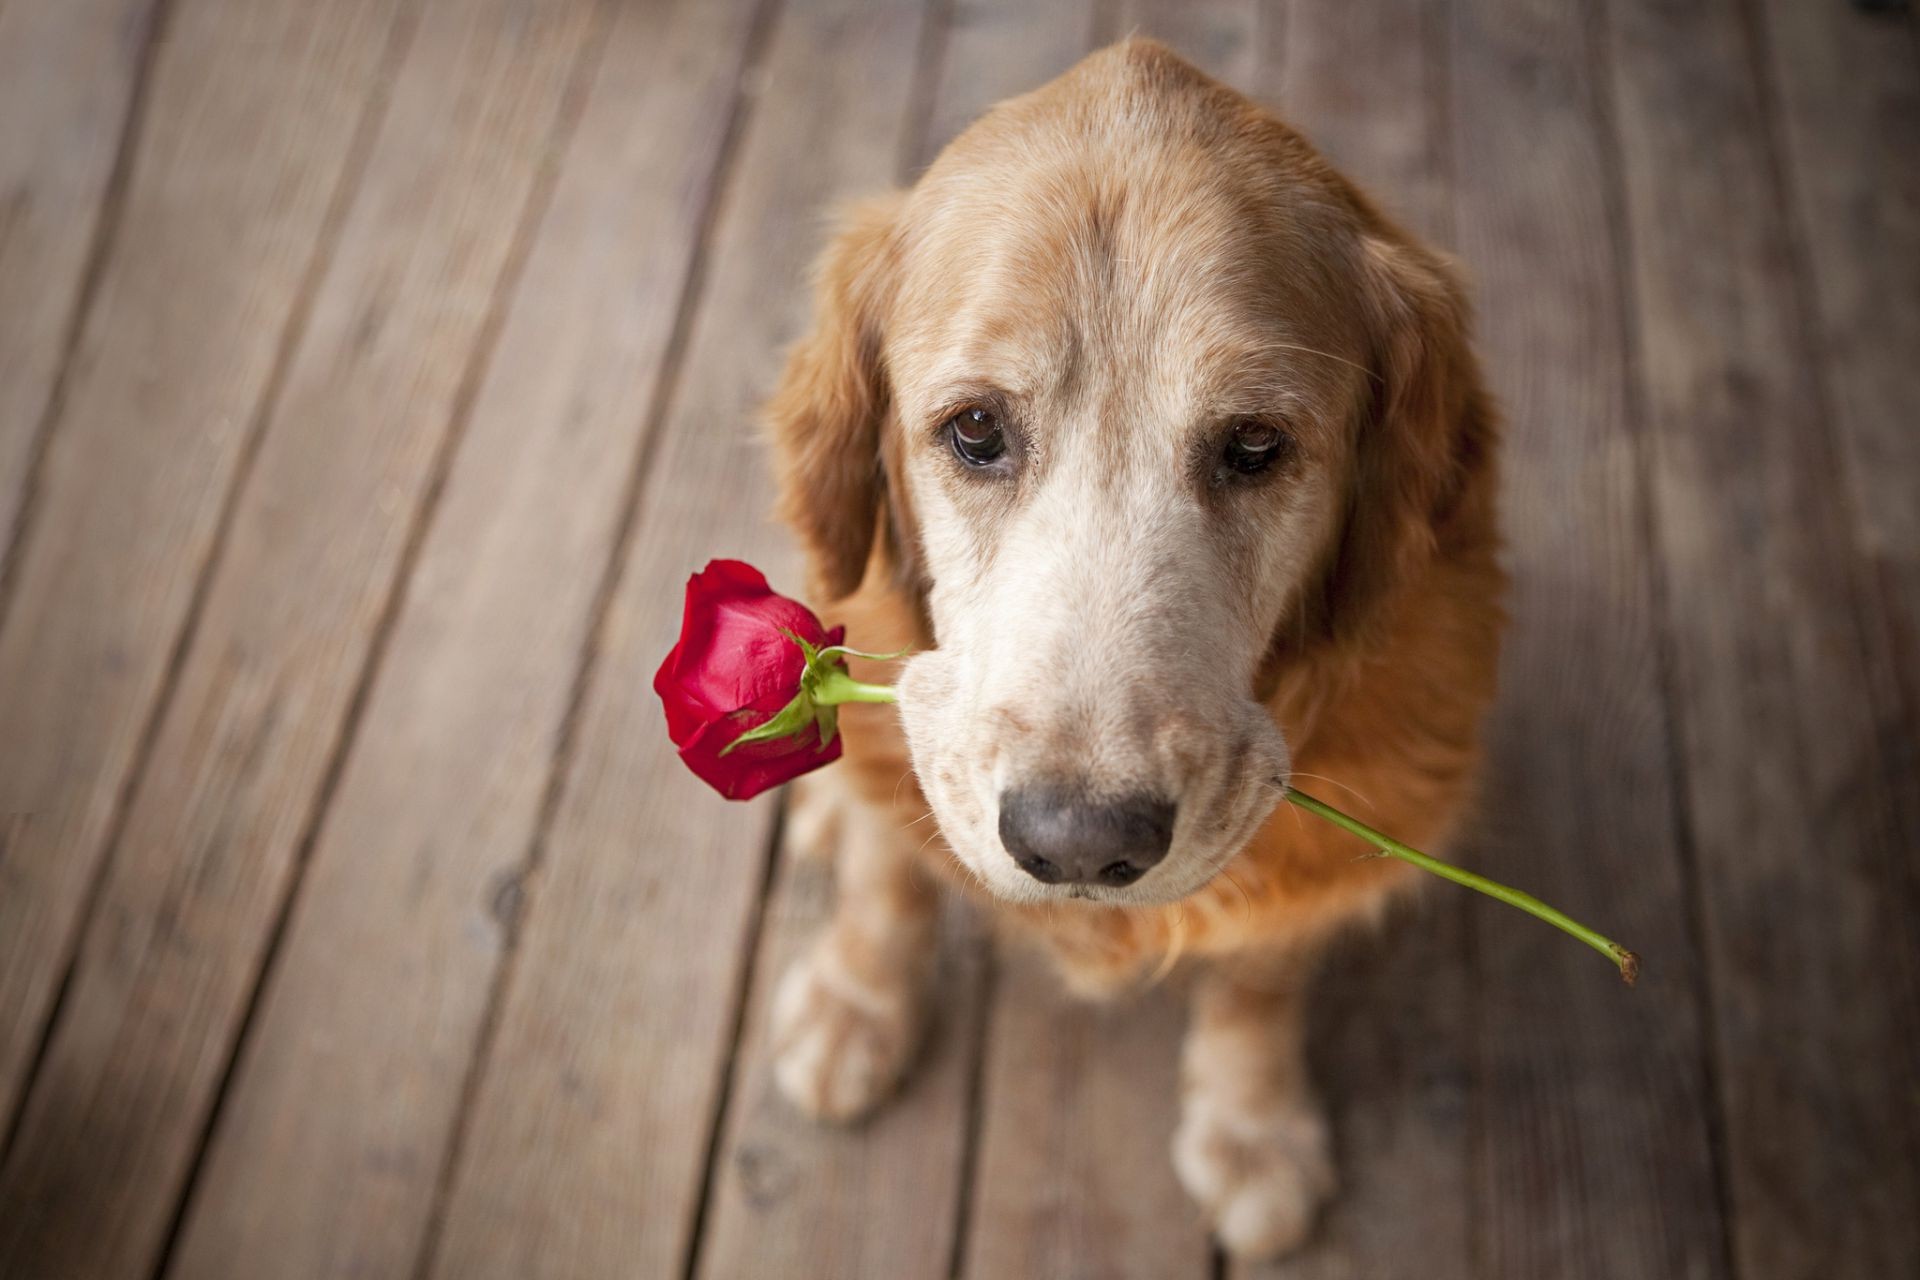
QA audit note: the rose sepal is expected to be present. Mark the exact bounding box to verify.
[719,630,899,757]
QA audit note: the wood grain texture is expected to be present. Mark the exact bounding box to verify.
[139,4,781,1279]
[1601,0,1920,1273]
[1755,0,1920,968]
[692,4,1097,1273]
[1246,906,1473,1280]
[1755,0,1920,687]
[1449,0,1729,1275]
[0,2,610,1277]
[1116,0,1262,89]
[418,1,932,1275]
[695,867,988,1280]
[922,0,1105,160]
[1241,3,1473,1276]
[0,0,155,584]
[962,953,1210,1280]
[0,0,410,1134]
[1272,0,1451,247]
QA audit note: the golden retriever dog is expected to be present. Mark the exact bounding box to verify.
[765,38,1504,1258]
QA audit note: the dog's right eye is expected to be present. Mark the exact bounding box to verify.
[947,408,1008,467]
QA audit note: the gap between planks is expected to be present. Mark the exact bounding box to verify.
[143,5,622,1277]
[402,0,788,1272]
[0,0,422,1168]
[0,0,174,637]
[1578,2,1738,1275]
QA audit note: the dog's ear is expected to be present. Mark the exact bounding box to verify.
[1314,231,1494,647]
[768,194,907,603]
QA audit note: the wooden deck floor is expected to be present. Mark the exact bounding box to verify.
[2,0,1917,1276]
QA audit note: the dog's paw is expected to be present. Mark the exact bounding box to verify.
[770,940,922,1123]
[1172,1094,1336,1260]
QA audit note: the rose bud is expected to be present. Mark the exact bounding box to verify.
[653,559,891,800]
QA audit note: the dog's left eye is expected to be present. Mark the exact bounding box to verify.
[947,407,1008,467]
[1221,418,1291,477]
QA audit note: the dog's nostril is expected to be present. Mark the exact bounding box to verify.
[1014,852,1064,884]
[998,788,1176,888]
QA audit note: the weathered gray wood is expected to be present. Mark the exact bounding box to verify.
[1117,0,1262,89]
[1755,0,1920,824]
[418,2,933,1276]
[1240,3,1473,1276]
[692,3,1099,1274]
[3,0,609,1274]
[141,3,772,1278]
[1272,0,1450,246]
[923,0,1106,159]
[963,953,1209,1280]
[0,0,410,1133]
[1602,0,1920,1274]
[1245,905,1473,1280]
[0,0,155,586]
[1449,0,1729,1276]
[695,866,988,1280]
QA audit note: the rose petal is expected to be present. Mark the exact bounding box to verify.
[675,706,844,800]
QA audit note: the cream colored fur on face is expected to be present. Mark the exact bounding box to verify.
[761,39,1506,1262]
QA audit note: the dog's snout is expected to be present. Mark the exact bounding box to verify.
[997,789,1176,888]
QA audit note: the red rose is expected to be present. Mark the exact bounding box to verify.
[654,559,846,800]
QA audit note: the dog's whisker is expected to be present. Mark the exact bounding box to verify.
[1283,770,1380,814]
[1220,867,1254,920]
[1148,904,1188,986]
[1262,340,1384,383]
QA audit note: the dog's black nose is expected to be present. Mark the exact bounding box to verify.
[998,789,1176,888]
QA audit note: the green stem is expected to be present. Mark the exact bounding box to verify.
[1285,789,1639,985]
[812,668,899,706]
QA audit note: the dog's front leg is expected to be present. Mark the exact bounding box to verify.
[771,781,937,1122]
[1174,946,1337,1259]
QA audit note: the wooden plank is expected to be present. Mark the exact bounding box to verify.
[1756,0,1920,929]
[1116,0,1262,89]
[0,0,410,1132]
[150,0,773,1249]
[136,3,774,1277]
[692,7,1098,1274]
[1239,908,1472,1280]
[695,866,988,1280]
[0,0,609,1275]
[1272,0,1451,247]
[1448,0,1729,1276]
[1600,0,1920,1274]
[1238,4,1473,1277]
[962,954,1208,1280]
[923,0,1106,159]
[0,0,156,584]
[417,1,933,1276]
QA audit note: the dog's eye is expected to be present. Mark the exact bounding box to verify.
[1221,418,1291,477]
[947,407,1007,467]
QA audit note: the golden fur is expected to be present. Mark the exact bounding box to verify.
[763,40,1504,1257]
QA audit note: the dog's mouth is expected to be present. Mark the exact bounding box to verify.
[897,647,1293,907]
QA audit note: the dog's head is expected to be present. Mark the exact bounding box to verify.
[770,40,1484,906]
